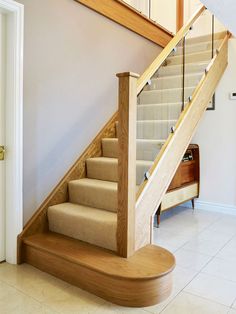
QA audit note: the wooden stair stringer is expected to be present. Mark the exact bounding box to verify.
[17,112,118,263]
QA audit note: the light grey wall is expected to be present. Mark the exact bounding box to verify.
[19,0,161,223]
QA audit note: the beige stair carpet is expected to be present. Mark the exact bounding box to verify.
[47,37,223,252]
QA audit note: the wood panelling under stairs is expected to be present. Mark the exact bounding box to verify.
[21,232,175,307]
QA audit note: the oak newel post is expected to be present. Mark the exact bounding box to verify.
[116,72,139,258]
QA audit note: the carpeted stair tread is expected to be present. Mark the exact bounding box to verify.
[137,120,177,140]
[69,178,118,212]
[167,50,212,65]
[137,103,182,120]
[102,138,165,161]
[137,139,165,161]
[86,157,153,185]
[184,31,226,45]
[48,202,117,251]
[145,73,203,90]
[174,39,222,55]
[156,62,208,77]
[138,86,195,104]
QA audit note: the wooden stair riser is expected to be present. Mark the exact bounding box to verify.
[21,232,175,307]
[23,244,173,307]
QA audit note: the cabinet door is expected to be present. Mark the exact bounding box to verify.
[181,162,195,185]
[168,166,182,190]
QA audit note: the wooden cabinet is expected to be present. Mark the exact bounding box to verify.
[157,144,200,225]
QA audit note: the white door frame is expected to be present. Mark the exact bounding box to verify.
[0,0,23,264]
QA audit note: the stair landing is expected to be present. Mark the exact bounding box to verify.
[22,232,175,307]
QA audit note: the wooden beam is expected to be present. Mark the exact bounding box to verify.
[135,34,229,250]
[176,0,184,32]
[116,72,139,258]
[74,0,173,47]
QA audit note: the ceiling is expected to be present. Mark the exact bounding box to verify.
[201,0,236,35]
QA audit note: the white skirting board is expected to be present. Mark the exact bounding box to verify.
[180,200,236,216]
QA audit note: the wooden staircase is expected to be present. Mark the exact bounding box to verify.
[18,5,229,308]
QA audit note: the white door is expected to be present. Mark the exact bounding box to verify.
[0,12,6,262]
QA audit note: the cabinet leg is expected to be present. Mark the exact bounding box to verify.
[191,198,195,210]
[157,205,161,228]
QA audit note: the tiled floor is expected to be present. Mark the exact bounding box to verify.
[1,207,236,313]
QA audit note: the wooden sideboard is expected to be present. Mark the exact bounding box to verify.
[156,144,200,226]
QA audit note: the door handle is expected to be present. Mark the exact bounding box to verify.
[0,146,5,161]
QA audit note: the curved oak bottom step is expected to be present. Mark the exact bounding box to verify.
[21,232,175,307]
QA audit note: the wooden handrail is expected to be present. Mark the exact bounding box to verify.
[137,5,206,94]
[116,5,207,257]
[135,33,229,250]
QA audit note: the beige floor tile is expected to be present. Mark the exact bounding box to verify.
[216,236,236,262]
[207,219,236,237]
[0,279,58,314]
[94,301,149,314]
[182,235,229,256]
[202,257,236,282]
[174,248,212,271]
[197,228,234,244]
[173,265,198,289]
[0,263,105,313]
[0,263,72,303]
[232,297,236,310]
[39,285,106,314]
[161,292,229,314]
[184,273,236,306]
[153,228,190,252]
